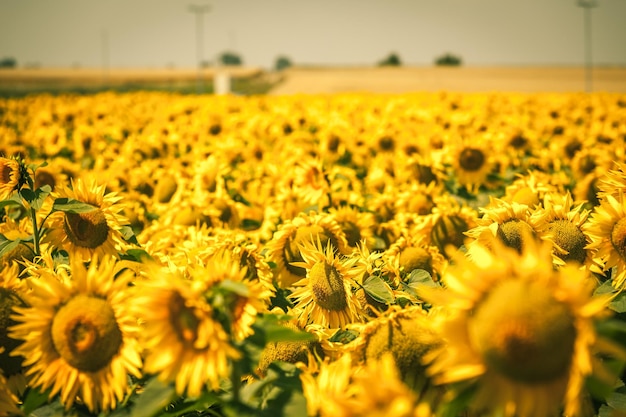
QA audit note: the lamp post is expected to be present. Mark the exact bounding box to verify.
[188,4,211,93]
[577,0,597,93]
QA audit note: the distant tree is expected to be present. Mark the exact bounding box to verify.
[378,52,402,67]
[435,53,463,67]
[274,55,293,71]
[0,57,17,68]
[219,51,243,66]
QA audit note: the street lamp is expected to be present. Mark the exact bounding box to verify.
[577,0,598,93]
[188,4,211,93]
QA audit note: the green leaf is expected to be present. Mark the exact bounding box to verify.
[607,392,626,411]
[121,248,153,263]
[263,322,316,344]
[595,279,617,296]
[362,274,394,304]
[220,279,251,297]
[28,160,48,172]
[0,238,20,259]
[119,225,139,244]
[328,328,359,344]
[241,218,262,230]
[610,292,626,314]
[52,198,96,213]
[162,391,219,417]
[130,378,176,417]
[20,185,51,211]
[598,404,614,417]
[29,401,73,417]
[21,387,52,416]
[249,314,315,345]
[0,198,22,210]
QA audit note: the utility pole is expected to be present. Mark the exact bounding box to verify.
[577,0,597,93]
[101,29,109,87]
[189,4,211,93]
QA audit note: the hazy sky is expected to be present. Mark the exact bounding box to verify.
[1,0,625,69]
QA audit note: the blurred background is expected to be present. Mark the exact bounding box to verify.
[1,0,625,95]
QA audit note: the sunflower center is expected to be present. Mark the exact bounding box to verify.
[611,217,626,261]
[496,219,535,253]
[63,208,109,248]
[284,225,335,276]
[459,148,486,172]
[309,261,347,311]
[399,247,433,275]
[51,294,122,373]
[168,292,200,347]
[0,164,12,184]
[340,220,362,247]
[469,280,576,383]
[549,219,587,264]
[35,170,56,190]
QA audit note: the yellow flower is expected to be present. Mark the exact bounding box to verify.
[465,198,539,254]
[448,136,495,193]
[300,353,425,417]
[413,195,477,258]
[0,367,21,417]
[43,177,130,261]
[531,192,593,267]
[132,262,240,397]
[347,306,442,394]
[421,239,612,417]
[289,236,365,329]
[0,157,20,201]
[9,257,142,413]
[265,211,349,288]
[583,192,626,288]
[0,264,27,396]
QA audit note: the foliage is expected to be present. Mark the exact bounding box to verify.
[377,52,402,67]
[219,51,243,66]
[435,53,463,67]
[274,56,293,72]
[0,57,17,68]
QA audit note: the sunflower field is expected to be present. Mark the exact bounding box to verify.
[1,90,626,417]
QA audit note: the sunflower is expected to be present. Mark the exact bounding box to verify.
[0,264,27,396]
[421,239,613,417]
[9,257,142,413]
[0,157,21,201]
[583,193,626,288]
[597,161,626,201]
[300,352,424,417]
[0,367,20,417]
[531,192,593,267]
[412,195,478,258]
[328,206,376,250]
[292,156,332,209]
[0,217,35,273]
[383,235,446,283]
[346,305,442,395]
[501,170,563,208]
[132,262,240,397]
[448,136,495,193]
[289,236,365,329]
[188,249,274,341]
[265,211,349,288]
[465,198,540,254]
[43,177,130,261]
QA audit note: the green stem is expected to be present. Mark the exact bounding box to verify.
[30,207,40,257]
